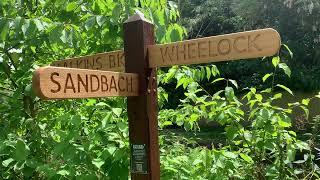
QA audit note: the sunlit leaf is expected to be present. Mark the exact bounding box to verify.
[92,158,104,169]
[262,73,273,82]
[240,153,253,163]
[276,84,293,95]
[272,56,280,67]
[278,63,291,77]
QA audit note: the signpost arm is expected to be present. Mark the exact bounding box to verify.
[124,13,160,180]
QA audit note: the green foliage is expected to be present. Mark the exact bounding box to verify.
[0,0,185,179]
[158,55,320,179]
[1,0,320,179]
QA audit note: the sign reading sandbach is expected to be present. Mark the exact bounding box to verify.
[32,67,138,99]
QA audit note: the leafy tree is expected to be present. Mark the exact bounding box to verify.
[0,0,185,179]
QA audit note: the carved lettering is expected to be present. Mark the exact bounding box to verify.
[248,34,262,52]
[50,72,61,93]
[90,74,100,92]
[96,57,103,70]
[64,73,76,93]
[77,59,84,68]
[198,41,208,58]
[209,40,218,57]
[127,76,133,92]
[118,76,125,92]
[234,36,247,53]
[160,46,176,62]
[109,76,118,92]
[119,53,125,67]
[101,75,108,92]
[217,39,231,55]
[188,43,197,59]
[109,54,116,68]
[77,74,88,93]
[177,44,187,61]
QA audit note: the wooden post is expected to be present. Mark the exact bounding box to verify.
[123,12,160,180]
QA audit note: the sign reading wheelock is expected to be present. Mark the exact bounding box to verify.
[148,28,280,67]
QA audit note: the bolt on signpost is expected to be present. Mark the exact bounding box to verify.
[32,12,281,180]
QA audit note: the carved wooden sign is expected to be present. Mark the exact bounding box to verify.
[148,28,281,67]
[51,50,125,72]
[32,67,138,99]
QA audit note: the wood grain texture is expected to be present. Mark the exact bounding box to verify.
[124,13,160,180]
[51,50,125,72]
[148,28,281,67]
[32,66,138,99]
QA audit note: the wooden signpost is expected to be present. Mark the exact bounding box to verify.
[32,66,138,99]
[32,12,281,180]
[51,50,125,72]
[124,13,159,180]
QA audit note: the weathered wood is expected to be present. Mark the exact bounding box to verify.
[51,50,125,72]
[32,66,138,99]
[148,28,281,67]
[124,12,160,180]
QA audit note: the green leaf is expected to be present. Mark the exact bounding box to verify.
[14,140,29,161]
[96,102,110,107]
[225,87,235,100]
[222,151,237,159]
[112,108,122,117]
[287,145,296,162]
[117,122,127,132]
[60,29,67,43]
[282,44,293,58]
[225,125,238,140]
[272,93,282,100]
[30,46,36,53]
[92,158,105,169]
[262,73,273,82]
[57,169,70,176]
[211,65,220,76]
[212,78,225,84]
[278,115,291,127]
[276,84,293,95]
[300,105,309,119]
[206,66,211,80]
[66,2,77,12]
[85,16,96,30]
[240,153,254,163]
[96,15,106,27]
[228,79,238,89]
[278,63,291,77]
[301,98,310,106]
[33,19,44,31]
[272,56,280,67]
[0,18,9,41]
[71,115,81,127]
[295,141,310,151]
[2,158,14,167]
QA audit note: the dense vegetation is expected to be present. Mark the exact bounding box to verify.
[1,0,320,179]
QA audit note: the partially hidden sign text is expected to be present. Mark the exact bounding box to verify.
[51,50,125,72]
